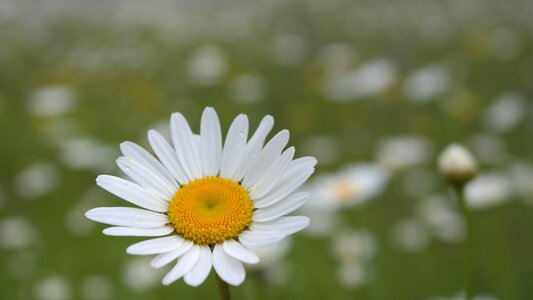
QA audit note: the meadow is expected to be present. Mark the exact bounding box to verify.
[0,0,532,299]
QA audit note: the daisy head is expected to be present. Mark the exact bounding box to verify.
[85,107,316,287]
[307,164,388,209]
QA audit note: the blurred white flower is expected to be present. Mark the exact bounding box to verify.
[61,137,117,172]
[34,276,71,300]
[465,173,513,210]
[27,85,77,117]
[14,162,59,199]
[0,217,36,250]
[307,164,388,209]
[438,144,478,184]
[390,218,430,252]
[507,162,533,204]
[416,196,465,243]
[337,263,367,289]
[230,73,266,104]
[81,276,113,300]
[122,257,162,291]
[404,64,451,102]
[323,58,397,101]
[303,164,387,235]
[332,230,375,289]
[186,45,227,86]
[272,33,309,67]
[332,230,375,264]
[483,92,528,134]
[377,136,433,171]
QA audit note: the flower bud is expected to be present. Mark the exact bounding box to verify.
[438,144,479,185]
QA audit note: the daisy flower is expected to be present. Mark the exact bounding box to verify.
[85,107,316,287]
[302,164,388,235]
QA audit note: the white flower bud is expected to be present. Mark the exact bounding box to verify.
[438,144,479,184]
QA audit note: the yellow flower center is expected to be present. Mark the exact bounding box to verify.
[330,179,359,202]
[168,176,254,245]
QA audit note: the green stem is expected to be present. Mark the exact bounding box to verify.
[454,184,474,300]
[216,273,231,300]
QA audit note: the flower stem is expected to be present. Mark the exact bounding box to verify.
[216,273,231,300]
[454,184,474,300]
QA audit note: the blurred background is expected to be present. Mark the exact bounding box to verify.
[1,0,532,299]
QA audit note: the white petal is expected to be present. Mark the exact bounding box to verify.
[253,165,315,209]
[220,114,249,180]
[151,240,194,269]
[200,107,222,176]
[85,207,168,228]
[148,129,190,185]
[238,230,283,247]
[248,147,294,199]
[285,157,318,176]
[171,113,203,180]
[184,246,213,287]
[162,246,201,286]
[96,175,168,212]
[250,216,310,236]
[116,157,176,200]
[233,115,274,181]
[222,240,259,264]
[253,192,309,222]
[127,235,185,255]
[212,244,246,286]
[120,141,176,187]
[103,225,174,237]
[242,130,290,189]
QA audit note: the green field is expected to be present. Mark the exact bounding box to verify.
[1,0,532,299]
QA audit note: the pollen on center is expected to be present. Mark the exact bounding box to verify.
[167,176,254,245]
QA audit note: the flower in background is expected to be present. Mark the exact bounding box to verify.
[34,275,71,300]
[61,137,117,173]
[186,45,227,86]
[416,195,465,243]
[14,162,59,200]
[302,164,388,235]
[465,173,513,210]
[27,85,77,117]
[483,92,528,134]
[332,230,376,289]
[507,162,533,204]
[438,144,479,185]
[0,217,36,250]
[86,107,316,287]
[376,136,433,171]
[403,64,451,103]
[322,58,397,101]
